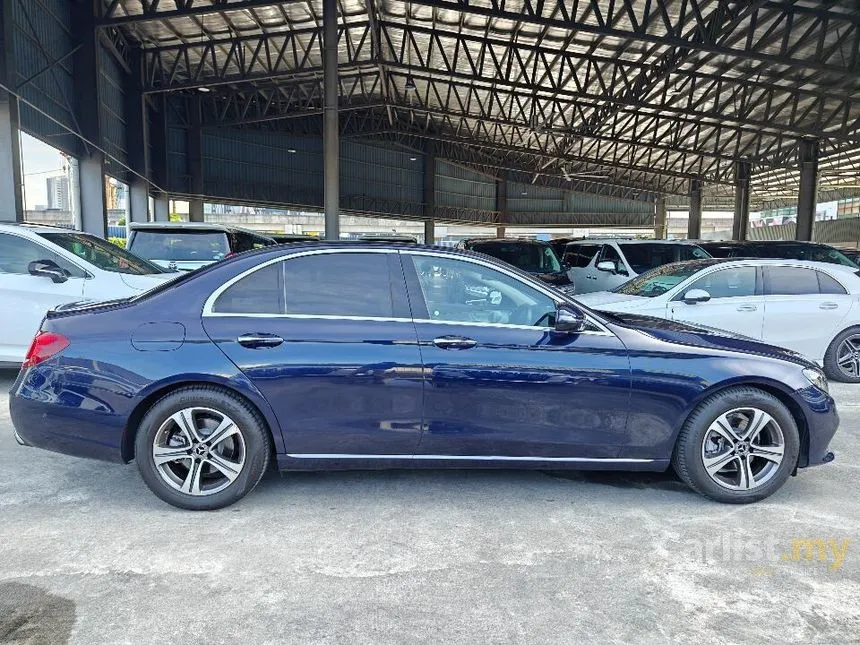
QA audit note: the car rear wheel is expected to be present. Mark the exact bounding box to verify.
[135,386,272,510]
[672,387,799,504]
[823,327,860,383]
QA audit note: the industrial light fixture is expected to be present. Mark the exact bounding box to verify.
[404,75,417,92]
[409,156,417,161]
[287,148,297,153]
[520,190,527,195]
[198,86,211,93]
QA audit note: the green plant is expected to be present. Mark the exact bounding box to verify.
[108,237,127,248]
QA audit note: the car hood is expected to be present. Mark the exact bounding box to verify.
[574,291,653,311]
[119,272,179,291]
[603,312,816,369]
[150,259,215,272]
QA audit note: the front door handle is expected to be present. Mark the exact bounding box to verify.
[736,304,757,312]
[237,333,284,348]
[433,335,478,350]
[820,302,839,310]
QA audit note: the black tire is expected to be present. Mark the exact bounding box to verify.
[672,387,800,504]
[823,327,860,383]
[134,386,272,510]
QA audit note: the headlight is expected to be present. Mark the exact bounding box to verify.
[802,368,829,394]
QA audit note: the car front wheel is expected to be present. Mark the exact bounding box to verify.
[672,387,799,503]
[135,386,272,510]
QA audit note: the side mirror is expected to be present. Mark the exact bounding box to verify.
[683,288,711,304]
[596,260,616,273]
[28,259,68,284]
[554,305,587,334]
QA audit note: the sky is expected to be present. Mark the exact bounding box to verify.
[20,132,66,209]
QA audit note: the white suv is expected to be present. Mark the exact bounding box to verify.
[560,238,711,294]
[0,224,176,364]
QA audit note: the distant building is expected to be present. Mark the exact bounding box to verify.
[46,176,70,211]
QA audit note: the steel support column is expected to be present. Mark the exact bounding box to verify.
[72,0,106,237]
[423,140,435,244]
[126,48,150,224]
[323,0,339,240]
[496,172,507,238]
[688,178,703,240]
[796,140,819,242]
[188,96,204,222]
[0,0,24,222]
[654,196,667,239]
[732,161,752,241]
[153,195,169,221]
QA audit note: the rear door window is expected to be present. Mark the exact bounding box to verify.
[129,231,230,262]
[764,266,821,295]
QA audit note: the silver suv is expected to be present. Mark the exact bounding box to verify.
[560,239,711,294]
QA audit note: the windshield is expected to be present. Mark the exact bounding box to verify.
[618,243,711,274]
[38,232,166,275]
[129,230,230,262]
[473,241,562,273]
[763,244,859,268]
[613,260,718,297]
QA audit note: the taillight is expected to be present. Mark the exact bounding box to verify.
[22,332,70,369]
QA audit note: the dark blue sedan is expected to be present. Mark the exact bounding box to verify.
[10,243,838,509]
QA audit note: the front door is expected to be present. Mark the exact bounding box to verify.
[669,265,764,339]
[402,252,631,460]
[202,250,424,456]
[0,233,86,363]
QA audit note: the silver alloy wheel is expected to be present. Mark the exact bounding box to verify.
[152,407,246,496]
[700,407,785,491]
[836,334,860,378]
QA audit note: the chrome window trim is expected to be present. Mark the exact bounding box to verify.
[202,246,613,336]
[286,453,655,463]
[403,249,613,336]
[202,247,398,316]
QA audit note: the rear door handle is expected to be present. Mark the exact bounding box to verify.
[433,335,478,350]
[237,333,284,348]
[736,304,757,312]
[820,302,839,310]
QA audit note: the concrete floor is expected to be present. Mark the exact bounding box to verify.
[0,370,858,645]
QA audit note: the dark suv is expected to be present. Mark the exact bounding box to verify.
[697,240,859,268]
[457,238,572,287]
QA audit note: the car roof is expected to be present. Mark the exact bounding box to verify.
[0,222,83,235]
[128,222,272,236]
[465,237,550,245]
[663,257,859,274]
[572,238,702,245]
[698,240,833,247]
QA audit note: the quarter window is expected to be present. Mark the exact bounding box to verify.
[817,272,848,295]
[765,266,821,296]
[407,255,557,327]
[685,267,756,299]
[213,263,284,314]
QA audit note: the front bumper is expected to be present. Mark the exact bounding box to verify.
[793,386,839,469]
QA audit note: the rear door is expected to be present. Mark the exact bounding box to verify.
[562,243,600,292]
[668,265,764,338]
[761,265,854,359]
[202,249,425,457]
[0,232,86,362]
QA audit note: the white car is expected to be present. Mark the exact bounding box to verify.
[560,238,711,294]
[0,224,177,365]
[575,257,860,382]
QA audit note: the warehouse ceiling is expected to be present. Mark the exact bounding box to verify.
[99,0,860,207]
